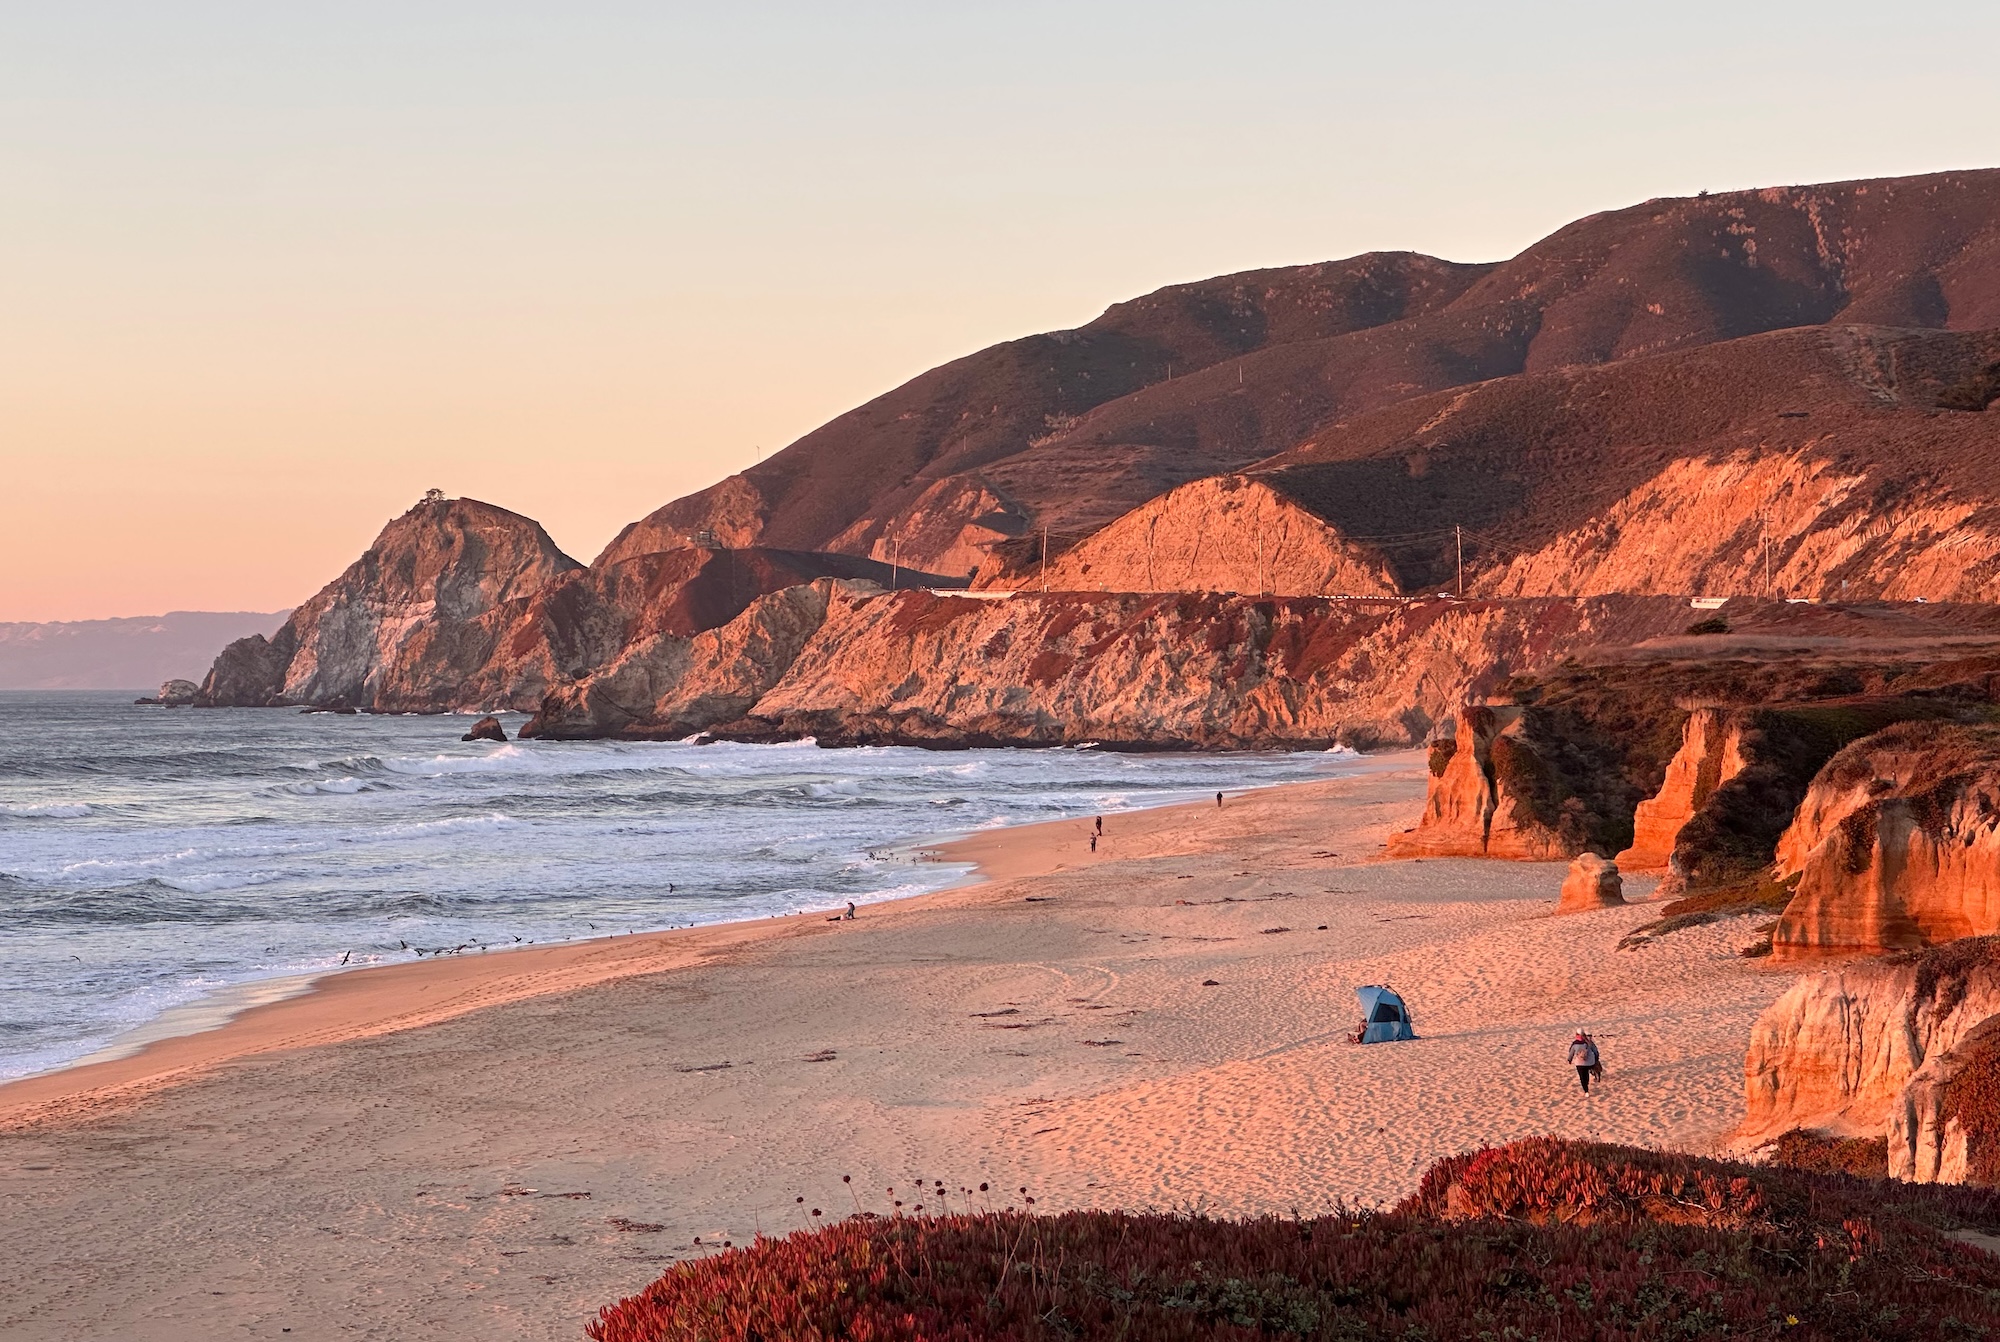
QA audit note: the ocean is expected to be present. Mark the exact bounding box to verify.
[0,691,1359,1082]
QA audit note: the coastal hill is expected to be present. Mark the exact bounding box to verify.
[619,168,2000,582]
[198,167,2000,736]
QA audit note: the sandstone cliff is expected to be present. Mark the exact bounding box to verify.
[452,546,937,715]
[1614,707,1750,871]
[1888,1013,2000,1184]
[1771,723,2000,959]
[1387,626,2000,900]
[1384,705,1576,860]
[1017,476,1399,597]
[1741,938,2000,1143]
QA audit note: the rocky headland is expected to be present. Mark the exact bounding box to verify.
[196,168,2000,744]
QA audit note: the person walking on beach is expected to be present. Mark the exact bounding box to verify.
[1568,1030,1601,1093]
[1089,833,1097,853]
[1216,791,1224,809]
[1094,815,1103,836]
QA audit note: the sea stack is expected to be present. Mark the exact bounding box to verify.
[461,715,508,743]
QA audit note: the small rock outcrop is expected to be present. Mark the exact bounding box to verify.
[139,678,200,706]
[1741,937,2000,1144]
[1557,853,1625,912]
[461,715,508,743]
[1615,707,1748,871]
[1386,706,1575,860]
[1771,723,2000,959]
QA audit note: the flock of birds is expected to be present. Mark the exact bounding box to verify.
[395,934,531,958]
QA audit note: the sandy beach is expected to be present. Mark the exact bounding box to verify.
[0,756,1795,1341]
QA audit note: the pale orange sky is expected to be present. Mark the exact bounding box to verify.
[6,3,1997,621]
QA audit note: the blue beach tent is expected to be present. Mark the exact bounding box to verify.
[1353,985,1417,1043]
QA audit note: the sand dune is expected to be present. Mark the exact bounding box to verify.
[0,757,1794,1341]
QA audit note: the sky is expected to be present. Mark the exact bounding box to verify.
[4,2,1998,621]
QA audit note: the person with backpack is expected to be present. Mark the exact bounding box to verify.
[1567,1030,1601,1093]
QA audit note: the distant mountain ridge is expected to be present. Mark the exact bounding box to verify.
[0,611,291,691]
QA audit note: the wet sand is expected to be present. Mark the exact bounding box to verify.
[0,755,1793,1341]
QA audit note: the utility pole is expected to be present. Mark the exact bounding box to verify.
[1041,528,1049,592]
[1455,525,1464,597]
[1146,516,1157,592]
[890,531,900,592]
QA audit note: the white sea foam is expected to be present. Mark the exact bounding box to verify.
[282,776,376,796]
[1,802,91,818]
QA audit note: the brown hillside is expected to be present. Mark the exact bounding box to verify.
[599,252,1488,573]
[622,169,2000,580]
[1258,323,2000,597]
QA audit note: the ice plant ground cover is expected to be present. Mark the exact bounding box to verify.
[590,1138,2000,1341]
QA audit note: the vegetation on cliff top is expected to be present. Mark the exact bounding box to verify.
[590,1138,2000,1342]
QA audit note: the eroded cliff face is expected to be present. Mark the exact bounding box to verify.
[514,590,1694,749]
[196,511,929,713]
[1017,476,1400,598]
[1614,708,1750,871]
[523,581,844,740]
[755,592,1704,749]
[1772,727,2000,959]
[1384,705,1575,860]
[1741,940,2000,1143]
[458,547,930,715]
[197,497,582,711]
[1775,722,2000,880]
[1888,1013,2000,1184]
[1479,445,2000,604]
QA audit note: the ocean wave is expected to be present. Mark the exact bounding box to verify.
[307,753,390,776]
[0,802,91,818]
[50,837,328,880]
[153,870,287,894]
[805,779,862,798]
[5,881,278,925]
[279,776,385,796]
[375,812,519,838]
[379,743,697,779]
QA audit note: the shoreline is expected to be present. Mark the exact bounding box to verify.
[1,755,1797,1342]
[0,756,1398,1126]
